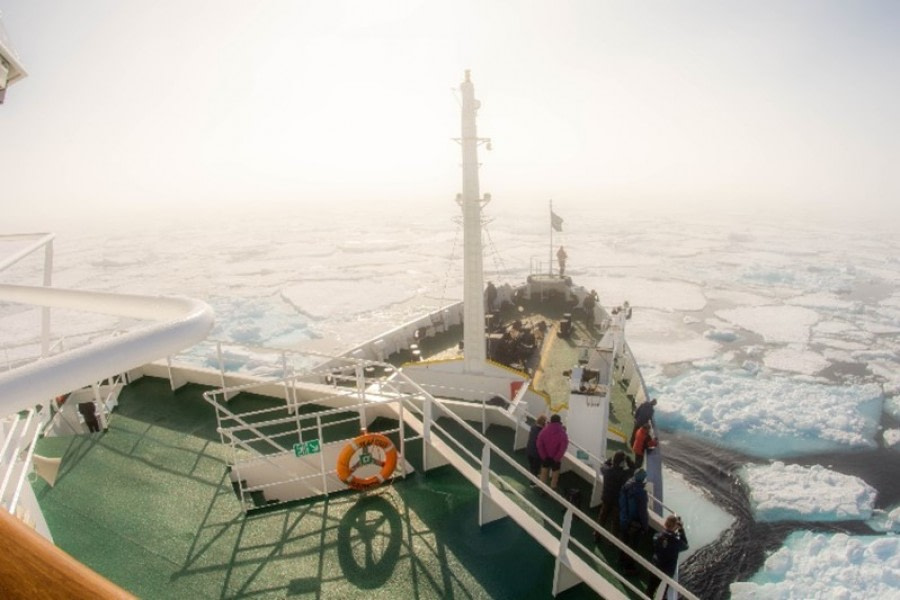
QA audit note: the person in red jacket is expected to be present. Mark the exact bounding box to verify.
[537,414,569,491]
[632,422,656,469]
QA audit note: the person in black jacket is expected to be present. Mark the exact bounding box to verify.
[629,398,657,446]
[649,514,689,596]
[525,414,547,482]
[595,451,635,540]
[78,401,101,433]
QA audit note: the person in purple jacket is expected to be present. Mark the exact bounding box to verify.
[537,413,569,492]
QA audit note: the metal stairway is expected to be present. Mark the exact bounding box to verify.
[200,360,698,600]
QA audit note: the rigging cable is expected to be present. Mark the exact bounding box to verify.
[437,217,462,310]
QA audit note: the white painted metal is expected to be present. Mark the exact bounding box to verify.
[0,17,28,90]
[0,233,54,272]
[478,444,506,525]
[458,71,488,374]
[161,348,692,599]
[9,418,45,513]
[552,508,584,595]
[0,284,213,415]
[0,409,34,504]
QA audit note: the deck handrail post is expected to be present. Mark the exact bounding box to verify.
[216,341,226,390]
[317,414,328,495]
[423,393,433,443]
[558,507,573,561]
[40,239,53,358]
[481,396,487,435]
[480,444,491,493]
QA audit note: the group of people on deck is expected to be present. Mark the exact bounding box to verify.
[525,399,687,596]
[599,397,689,596]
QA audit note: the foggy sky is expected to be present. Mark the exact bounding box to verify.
[2,1,899,231]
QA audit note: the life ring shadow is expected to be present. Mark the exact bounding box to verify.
[337,495,402,588]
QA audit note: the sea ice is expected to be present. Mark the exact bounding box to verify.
[581,276,707,312]
[786,292,854,311]
[762,346,830,376]
[705,288,773,307]
[716,305,820,344]
[741,462,877,522]
[884,429,900,448]
[813,320,857,335]
[729,532,900,600]
[811,337,868,351]
[282,277,421,321]
[625,309,720,365]
[653,368,883,457]
[872,364,900,398]
[867,505,900,533]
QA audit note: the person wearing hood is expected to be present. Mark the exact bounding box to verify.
[537,414,569,491]
[618,468,649,575]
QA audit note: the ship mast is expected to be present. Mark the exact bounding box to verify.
[458,70,490,374]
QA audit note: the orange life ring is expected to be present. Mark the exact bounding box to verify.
[336,432,398,491]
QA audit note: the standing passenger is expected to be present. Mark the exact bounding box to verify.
[526,414,547,483]
[649,515,689,597]
[485,281,498,312]
[618,469,649,575]
[78,401,101,433]
[596,450,635,540]
[632,422,655,469]
[630,398,657,446]
[537,414,569,492]
[556,246,568,277]
[583,291,597,329]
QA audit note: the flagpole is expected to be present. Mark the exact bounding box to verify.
[549,199,554,276]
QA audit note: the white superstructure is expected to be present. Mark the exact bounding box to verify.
[0,11,28,103]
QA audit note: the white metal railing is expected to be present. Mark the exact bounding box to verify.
[390,373,696,600]
[0,285,214,417]
[184,338,677,522]
[0,406,48,514]
[198,360,697,600]
[218,401,411,509]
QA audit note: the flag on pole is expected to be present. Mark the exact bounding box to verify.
[551,210,563,232]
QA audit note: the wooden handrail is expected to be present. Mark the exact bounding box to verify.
[0,509,135,599]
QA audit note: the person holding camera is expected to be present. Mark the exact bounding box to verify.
[650,514,690,597]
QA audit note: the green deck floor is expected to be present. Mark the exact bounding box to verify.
[33,376,655,600]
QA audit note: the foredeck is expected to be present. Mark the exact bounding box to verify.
[32,376,654,599]
[387,290,636,461]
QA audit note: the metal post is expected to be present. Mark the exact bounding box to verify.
[480,444,491,493]
[317,415,328,495]
[216,342,227,391]
[40,239,53,358]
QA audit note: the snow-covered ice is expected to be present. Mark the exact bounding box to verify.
[884,429,900,449]
[625,309,720,365]
[741,462,877,522]
[729,532,900,599]
[716,305,820,344]
[653,369,883,457]
[868,505,900,533]
[763,345,831,375]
